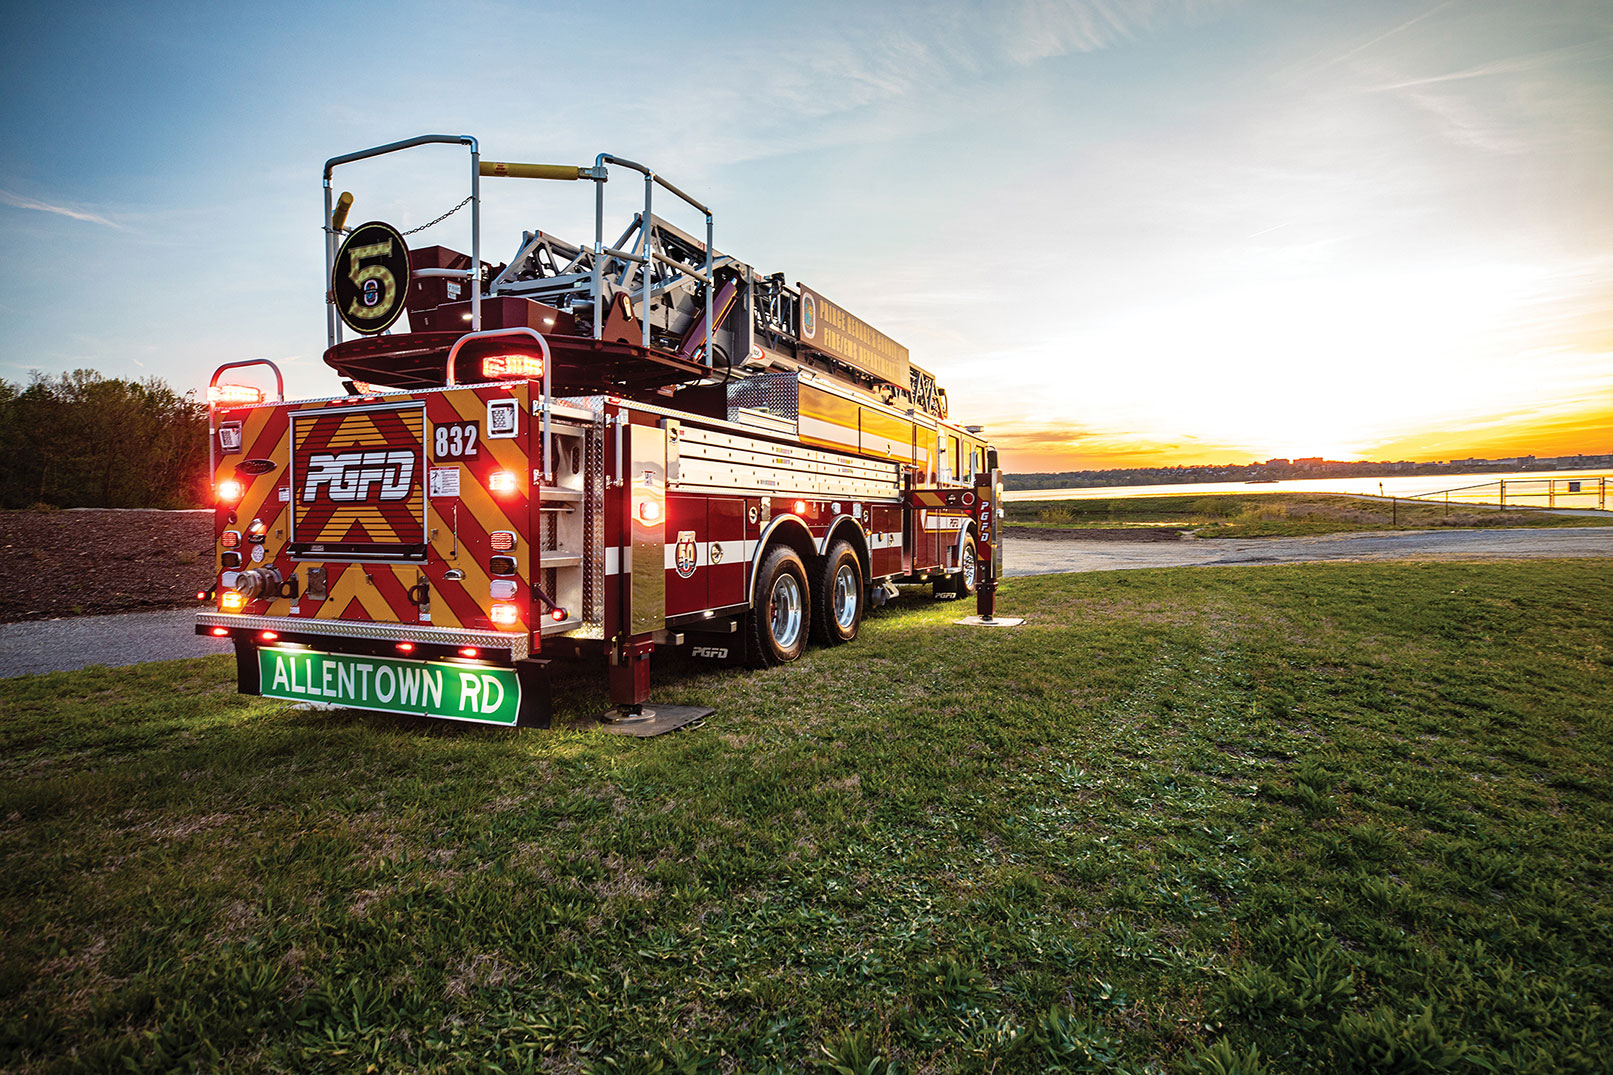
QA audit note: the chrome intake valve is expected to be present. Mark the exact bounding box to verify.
[231,567,283,600]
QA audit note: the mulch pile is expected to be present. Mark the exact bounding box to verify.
[0,510,215,622]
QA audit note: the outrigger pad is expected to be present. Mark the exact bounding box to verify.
[953,615,1026,627]
[595,704,713,738]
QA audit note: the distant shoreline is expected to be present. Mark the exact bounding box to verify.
[1004,468,1611,506]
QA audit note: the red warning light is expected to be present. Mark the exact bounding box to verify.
[260,631,278,642]
[210,627,230,637]
[208,383,265,406]
[481,353,544,379]
[396,642,415,653]
[458,647,480,659]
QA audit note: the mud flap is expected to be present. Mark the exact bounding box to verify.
[514,658,553,728]
[234,637,261,696]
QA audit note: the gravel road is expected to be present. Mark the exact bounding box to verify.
[3,526,1610,678]
[1001,524,1613,576]
[0,609,231,678]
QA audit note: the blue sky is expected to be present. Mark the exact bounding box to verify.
[3,0,1609,470]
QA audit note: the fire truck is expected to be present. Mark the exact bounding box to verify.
[197,134,1004,733]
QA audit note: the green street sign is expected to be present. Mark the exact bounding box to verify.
[258,646,521,725]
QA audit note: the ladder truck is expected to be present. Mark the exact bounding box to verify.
[197,134,1004,732]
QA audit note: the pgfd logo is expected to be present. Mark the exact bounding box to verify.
[302,451,416,502]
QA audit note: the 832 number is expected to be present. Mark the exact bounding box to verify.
[434,422,479,460]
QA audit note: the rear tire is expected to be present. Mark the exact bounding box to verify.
[748,545,810,667]
[936,534,979,598]
[812,541,864,645]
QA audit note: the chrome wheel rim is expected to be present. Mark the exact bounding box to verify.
[833,563,859,630]
[961,545,977,591]
[769,573,803,649]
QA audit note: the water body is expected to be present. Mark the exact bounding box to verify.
[1006,468,1612,510]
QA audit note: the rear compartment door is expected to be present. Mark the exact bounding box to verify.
[288,402,428,562]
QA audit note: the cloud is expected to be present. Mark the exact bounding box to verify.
[0,188,122,228]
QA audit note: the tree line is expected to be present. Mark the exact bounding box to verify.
[0,370,210,509]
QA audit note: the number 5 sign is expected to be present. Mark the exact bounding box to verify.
[333,222,410,334]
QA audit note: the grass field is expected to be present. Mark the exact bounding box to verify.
[2,561,1611,1073]
[1011,493,1613,539]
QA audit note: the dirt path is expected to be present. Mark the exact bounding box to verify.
[1002,524,1613,576]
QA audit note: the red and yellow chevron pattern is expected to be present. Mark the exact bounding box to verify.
[291,406,425,548]
[211,384,533,636]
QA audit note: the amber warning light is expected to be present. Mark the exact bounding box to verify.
[482,353,544,379]
[208,384,265,406]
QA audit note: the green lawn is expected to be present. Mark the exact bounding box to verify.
[1011,493,1613,538]
[2,561,1611,1073]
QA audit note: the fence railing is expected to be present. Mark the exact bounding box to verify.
[1402,476,1609,512]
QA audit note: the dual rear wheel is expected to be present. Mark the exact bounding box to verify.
[748,540,863,666]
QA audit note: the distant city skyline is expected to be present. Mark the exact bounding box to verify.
[2,1,1609,473]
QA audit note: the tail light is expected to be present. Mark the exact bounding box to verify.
[208,384,265,406]
[481,353,545,379]
[490,602,519,625]
[221,530,241,549]
[489,530,516,551]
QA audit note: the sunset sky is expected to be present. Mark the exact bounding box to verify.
[2,1,1609,473]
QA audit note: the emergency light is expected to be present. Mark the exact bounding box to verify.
[208,384,266,405]
[481,353,544,379]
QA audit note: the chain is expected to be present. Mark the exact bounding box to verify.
[400,195,474,236]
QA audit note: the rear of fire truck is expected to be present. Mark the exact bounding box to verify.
[198,365,576,727]
[197,134,1003,731]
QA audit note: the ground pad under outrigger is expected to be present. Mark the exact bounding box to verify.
[593,704,714,737]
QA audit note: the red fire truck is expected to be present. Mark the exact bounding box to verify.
[198,135,1004,732]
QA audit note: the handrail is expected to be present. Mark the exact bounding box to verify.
[209,358,285,402]
[324,135,481,349]
[592,153,714,366]
[321,136,720,376]
[444,329,555,482]
[206,359,285,481]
